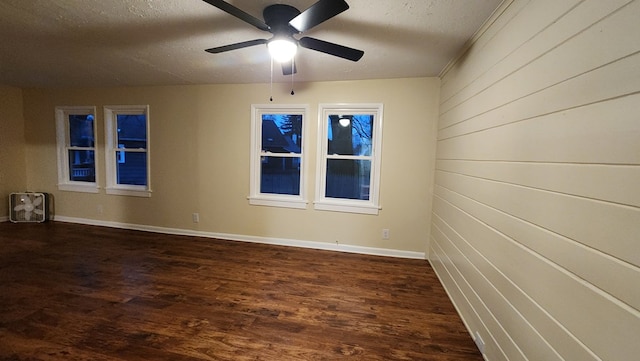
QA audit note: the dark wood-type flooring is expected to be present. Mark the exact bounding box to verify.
[0,222,483,361]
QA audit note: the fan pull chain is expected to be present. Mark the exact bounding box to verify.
[290,57,295,95]
[269,56,274,102]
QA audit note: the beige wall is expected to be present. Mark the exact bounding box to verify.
[431,0,640,360]
[0,86,26,219]
[20,77,439,255]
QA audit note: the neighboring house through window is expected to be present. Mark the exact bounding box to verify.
[315,103,384,214]
[249,104,309,209]
[104,105,151,197]
[55,106,99,193]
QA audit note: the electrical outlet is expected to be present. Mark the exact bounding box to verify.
[192,213,200,223]
[474,331,485,354]
[382,228,390,240]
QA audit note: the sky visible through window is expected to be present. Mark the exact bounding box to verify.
[68,114,95,182]
[260,114,303,195]
[116,114,147,186]
[326,114,374,200]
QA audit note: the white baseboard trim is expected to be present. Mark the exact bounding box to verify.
[53,216,426,260]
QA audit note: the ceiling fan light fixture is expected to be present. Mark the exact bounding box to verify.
[268,38,297,62]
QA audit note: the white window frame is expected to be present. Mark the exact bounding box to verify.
[55,106,99,193]
[315,103,384,215]
[104,105,151,197]
[249,104,309,209]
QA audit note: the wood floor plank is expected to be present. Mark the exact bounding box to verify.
[0,222,482,360]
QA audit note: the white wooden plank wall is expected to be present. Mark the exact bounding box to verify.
[430,0,640,360]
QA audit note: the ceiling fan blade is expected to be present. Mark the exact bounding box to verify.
[205,39,268,54]
[201,0,270,31]
[299,37,364,61]
[289,0,349,32]
[281,60,297,75]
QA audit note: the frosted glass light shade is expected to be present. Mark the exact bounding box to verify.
[268,39,297,62]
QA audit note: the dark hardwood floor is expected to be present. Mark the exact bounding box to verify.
[0,221,483,361]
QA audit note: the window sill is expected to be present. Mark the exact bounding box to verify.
[313,200,380,215]
[106,187,152,198]
[58,183,99,194]
[248,196,308,209]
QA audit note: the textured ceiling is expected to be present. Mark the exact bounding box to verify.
[0,0,502,88]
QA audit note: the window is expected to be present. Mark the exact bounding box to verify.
[249,104,308,209]
[104,105,151,197]
[55,106,99,193]
[315,104,383,214]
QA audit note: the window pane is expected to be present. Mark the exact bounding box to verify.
[68,114,94,147]
[325,159,371,200]
[117,151,147,185]
[117,114,147,149]
[327,114,373,156]
[68,150,95,182]
[262,114,302,154]
[260,156,301,195]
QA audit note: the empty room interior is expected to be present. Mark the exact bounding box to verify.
[1,0,639,360]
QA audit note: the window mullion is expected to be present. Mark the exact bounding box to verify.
[55,106,98,193]
[118,148,147,153]
[261,152,301,158]
[326,154,372,160]
[315,103,383,215]
[104,105,151,197]
[250,104,309,209]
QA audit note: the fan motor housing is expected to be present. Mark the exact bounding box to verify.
[9,192,52,223]
[263,4,300,35]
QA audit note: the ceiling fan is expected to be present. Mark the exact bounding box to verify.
[202,0,364,75]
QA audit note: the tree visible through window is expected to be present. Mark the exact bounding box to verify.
[250,104,308,209]
[260,114,303,195]
[68,114,96,182]
[55,106,99,193]
[104,105,151,197]
[316,104,383,215]
[116,114,148,186]
[326,114,374,200]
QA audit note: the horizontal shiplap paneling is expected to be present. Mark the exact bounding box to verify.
[431,0,640,360]
[437,92,640,164]
[432,185,640,361]
[429,234,523,361]
[438,54,640,144]
[433,174,640,310]
[431,197,601,361]
[440,0,640,131]
[434,170,640,266]
[436,160,640,208]
[441,0,578,110]
[433,179,640,335]
[440,0,636,116]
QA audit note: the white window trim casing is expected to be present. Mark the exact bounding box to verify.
[55,106,100,193]
[104,105,152,197]
[314,103,384,215]
[249,104,310,209]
